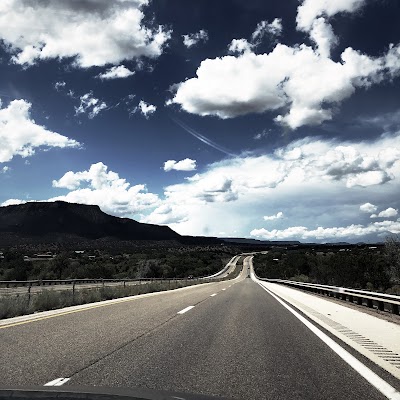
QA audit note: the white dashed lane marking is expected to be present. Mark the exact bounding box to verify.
[177,306,195,315]
[44,377,70,386]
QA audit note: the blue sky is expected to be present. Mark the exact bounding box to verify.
[1,0,400,243]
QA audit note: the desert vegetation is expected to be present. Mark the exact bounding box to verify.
[253,236,400,294]
[0,245,240,319]
[0,246,236,281]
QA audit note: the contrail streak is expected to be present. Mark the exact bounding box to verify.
[171,117,236,157]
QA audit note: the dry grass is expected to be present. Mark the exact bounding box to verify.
[0,278,219,319]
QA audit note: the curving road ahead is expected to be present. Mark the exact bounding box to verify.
[0,256,399,399]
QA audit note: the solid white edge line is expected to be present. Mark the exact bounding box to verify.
[255,279,400,400]
[177,306,195,315]
[44,377,70,386]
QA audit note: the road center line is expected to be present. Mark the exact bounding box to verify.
[210,293,217,297]
[255,280,400,400]
[44,377,70,386]
[177,306,195,315]
[222,288,226,291]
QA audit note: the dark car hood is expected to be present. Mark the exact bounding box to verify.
[0,385,237,400]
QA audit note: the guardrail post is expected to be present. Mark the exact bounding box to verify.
[377,301,384,311]
[72,280,76,304]
[27,282,32,306]
[392,304,399,315]
[367,299,373,308]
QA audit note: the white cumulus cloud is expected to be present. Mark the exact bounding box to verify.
[264,212,284,221]
[75,92,107,119]
[228,39,254,55]
[97,65,135,80]
[133,100,157,118]
[308,17,337,58]
[143,132,400,240]
[141,204,188,225]
[296,0,366,58]
[1,199,26,207]
[168,1,400,129]
[250,220,400,241]
[54,81,66,91]
[359,202,377,213]
[163,159,197,172]
[169,43,392,128]
[0,99,80,163]
[0,0,171,68]
[182,30,209,48]
[371,207,398,219]
[51,162,159,216]
[296,0,366,31]
[252,19,283,41]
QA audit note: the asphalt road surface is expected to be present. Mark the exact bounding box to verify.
[0,257,399,400]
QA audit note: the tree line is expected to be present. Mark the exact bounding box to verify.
[0,248,235,281]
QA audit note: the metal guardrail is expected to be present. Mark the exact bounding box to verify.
[0,255,244,318]
[0,277,198,288]
[257,277,400,315]
[0,276,227,307]
[0,254,244,292]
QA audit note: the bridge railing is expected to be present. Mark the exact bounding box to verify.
[257,277,400,315]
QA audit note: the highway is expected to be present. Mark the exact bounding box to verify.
[1,256,399,399]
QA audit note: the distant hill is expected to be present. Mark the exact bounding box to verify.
[0,201,181,242]
[220,237,301,245]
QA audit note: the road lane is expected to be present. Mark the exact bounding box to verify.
[0,265,243,387]
[203,254,241,279]
[64,261,392,400]
[1,256,398,399]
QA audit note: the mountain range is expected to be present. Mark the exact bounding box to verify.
[0,201,181,242]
